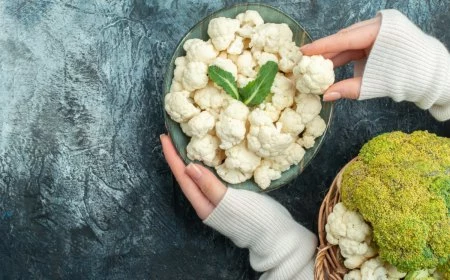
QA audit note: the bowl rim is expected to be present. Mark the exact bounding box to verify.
[161,3,334,193]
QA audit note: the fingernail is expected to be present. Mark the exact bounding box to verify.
[186,163,202,180]
[300,43,310,51]
[159,134,165,140]
[323,91,341,101]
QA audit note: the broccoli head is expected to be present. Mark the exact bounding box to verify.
[341,131,450,273]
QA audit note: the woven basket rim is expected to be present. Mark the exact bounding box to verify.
[314,157,359,280]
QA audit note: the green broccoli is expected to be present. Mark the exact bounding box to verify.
[341,131,450,273]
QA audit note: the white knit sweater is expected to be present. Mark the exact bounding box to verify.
[203,10,450,280]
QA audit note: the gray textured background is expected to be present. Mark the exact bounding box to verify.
[0,0,449,279]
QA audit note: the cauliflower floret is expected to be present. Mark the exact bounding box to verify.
[295,93,322,123]
[325,202,377,270]
[194,83,232,111]
[279,42,303,73]
[182,61,209,91]
[277,108,304,135]
[216,101,250,149]
[236,10,264,27]
[173,56,187,83]
[247,108,293,157]
[186,111,215,137]
[250,23,293,54]
[207,17,240,51]
[180,122,193,137]
[216,164,252,184]
[186,134,224,167]
[237,75,253,88]
[183,39,218,63]
[293,55,334,95]
[228,53,239,64]
[360,258,388,280]
[271,73,295,111]
[296,135,315,149]
[258,102,281,122]
[211,57,238,80]
[227,35,244,55]
[236,51,257,78]
[304,115,326,138]
[253,160,282,189]
[269,142,305,172]
[236,10,264,39]
[170,80,184,92]
[223,142,261,174]
[218,51,228,59]
[165,91,200,123]
[344,270,362,280]
[385,264,407,279]
[253,50,279,67]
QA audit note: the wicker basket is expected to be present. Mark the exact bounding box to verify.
[314,158,358,280]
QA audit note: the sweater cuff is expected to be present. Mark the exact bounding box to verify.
[204,188,317,277]
[359,9,450,121]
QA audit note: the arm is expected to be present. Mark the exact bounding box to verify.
[360,10,450,121]
[204,188,317,280]
[160,135,317,280]
[302,9,450,122]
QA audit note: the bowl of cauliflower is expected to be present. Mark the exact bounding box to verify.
[163,3,334,192]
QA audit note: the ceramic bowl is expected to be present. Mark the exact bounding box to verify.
[163,3,333,192]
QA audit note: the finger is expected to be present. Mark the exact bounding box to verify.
[160,135,214,219]
[338,16,380,33]
[185,163,227,206]
[323,77,362,101]
[322,52,340,59]
[300,20,380,55]
[331,50,366,68]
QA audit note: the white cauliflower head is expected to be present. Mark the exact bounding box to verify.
[211,57,238,80]
[194,83,232,111]
[250,23,293,53]
[215,164,252,184]
[360,257,388,280]
[325,202,377,270]
[277,108,304,136]
[216,101,249,150]
[186,111,215,138]
[186,134,224,167]
[237,75,253,88]
[184,39,218,63]
[207,17,240,51]
[269,142,305,172]
[293,55,335,95]
[182,61,209,91]
[296,135,315,149]
[247,108,294,157]
[236,50,257,78]
[227,35,244,55]
[250,23,293,54]
[253,160,282,189]
[170,80,184,92]
[173,56,187,83]
[236,10,264,27]
[258,102,281,122]
[253,50,279,67]
[344,270,362,280]
[279,42,303,73]
[271,73,295,111]
[165,91,200,123]
[295,93,322,123]
[304,115,326,138]
[223,142,261,174]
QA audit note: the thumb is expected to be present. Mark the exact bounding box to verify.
[323,77,362,101]
[185,163,227,206]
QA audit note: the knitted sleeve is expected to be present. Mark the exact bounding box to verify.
[359,9,450,121]
[204,188,317,280]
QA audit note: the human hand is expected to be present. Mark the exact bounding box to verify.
[160,134,226,220]
[300,16,381,102]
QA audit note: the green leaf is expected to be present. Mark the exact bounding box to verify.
[208,65,239,100]
[239,61,278,106]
